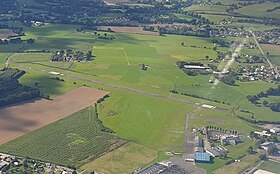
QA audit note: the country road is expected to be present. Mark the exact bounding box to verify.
[251,30,280,77]
[18,65,228,112]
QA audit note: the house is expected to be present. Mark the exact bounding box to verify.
[270,128,280,134]
[254,131,271,137]
[0,161,9,170]
[195,147,204,153]
[220,135,240,145]
[261,142,275,151]
[206,148,221,157]
[195,136,203,147]
[194,152,211,163]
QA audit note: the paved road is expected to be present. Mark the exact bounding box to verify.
[251,30,280,77]
[170,107,206,174]
[18,65,228,111]
[184,107,201,157]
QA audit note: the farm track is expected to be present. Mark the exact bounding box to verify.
[18,65,229,112]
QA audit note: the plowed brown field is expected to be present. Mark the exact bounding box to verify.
[0,87,109,144]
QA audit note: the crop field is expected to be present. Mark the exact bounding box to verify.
[184,4,229,14]
[80,142,157,174]
[0,29,16,39]
[0,106,125,167]
[96,26,159,35]
[24,25,94,52]
[0,87,108,144]
[259,161,280,173]
[200,14,232,23]
[235,2,280,19]
[261,44,280,66]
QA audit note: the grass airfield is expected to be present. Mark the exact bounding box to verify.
[0,23,278,173]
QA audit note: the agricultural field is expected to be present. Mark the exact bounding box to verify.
[261,44,280,66]
[80,142,157,174]
[184,5,229,15]
[0,106,125,168]
[0,29,16,39]
[96,26,159,35]
[235,2,280,19]
[0,87,108,144]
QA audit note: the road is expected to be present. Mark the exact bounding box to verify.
[18,65,228,112]
[184,107,201,155]
[251,30,280,77]
[242,160,264,174]
[169,107,205,174]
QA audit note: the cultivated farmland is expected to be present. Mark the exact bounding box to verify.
[0,86,108,144]
[0,106,125,167]
[97,26,159,35]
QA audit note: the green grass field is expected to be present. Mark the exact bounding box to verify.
[212,155,259,174]
[98,89,196,152]
[235,2,280,19]
[189,108,255,134]
[1,23,278,173]
[261,44,280,66]
[184,4,229,14]
[0,107,124,168]
[80,142,157,174]
[259,161,280,173]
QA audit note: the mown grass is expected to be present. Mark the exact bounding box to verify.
[0,106,124,168]
[80,142,157,174]
[189,108,255,134]
[212,155,259,174]
[98,88,196,152]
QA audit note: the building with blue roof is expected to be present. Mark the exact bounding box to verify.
[195,152,211,163]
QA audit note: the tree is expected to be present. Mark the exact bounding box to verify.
[72,171,78,174]
[247,146,254,154]
[26,38,35,44]
[205,55,209,60]
[181,42,184,46]
[86,51,92,60]
[258,154,266,160]
[272,136,278,143]
[267,146,277,155]
[34,81,39,87]
[263,100,269,107]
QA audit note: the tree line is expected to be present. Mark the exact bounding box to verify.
[247,85,280,112]
[0,68,41,107]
